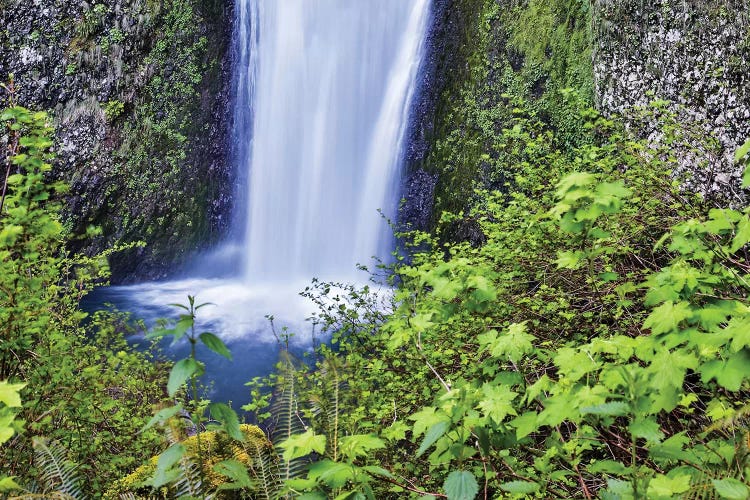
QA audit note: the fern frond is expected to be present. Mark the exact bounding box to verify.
[309,356,347,461]
[242,434,282,500]
[172,457,213,499]
[28,437,85,500]
[269,350,307,482]
[9,493,78,499]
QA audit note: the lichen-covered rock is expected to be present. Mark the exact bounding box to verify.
[593,0,750,202]
[0,0,233,282]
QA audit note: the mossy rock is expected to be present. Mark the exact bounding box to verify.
[104,424,273,499]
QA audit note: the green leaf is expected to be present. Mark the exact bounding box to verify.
[581,401,630,417]
[209,402,243,441]
[308,460,354,489]
[339,434,385,460]
[735,138,750,163]
[200,332,232,360]
[555,250,584,269]
[410,407,449,438]
[479,323,534,362]
[280,429,327,462]
[700,350,750,391]
[588,460,631,475]
[629,418,664,443]
[509,412,539,439]
[477,384,518,424]
[151,443,185,488]
[499,480,541,495]
[167,358,200,396]
[214,459,254,489]
[0,476,22,492]
[417,420,450,458]
[712,478,750,499]
[140,404,183,432]
[643,301,693,335]
[382,421,409,441]
[443,470,479,500]
[647,473,691,497]
[731,218,750,252]
[360,466,394,479]
[0,381,25,408]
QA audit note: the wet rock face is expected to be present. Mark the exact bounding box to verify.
[593,0,750,202]
[0,0,234,282]
[400,168,438,232]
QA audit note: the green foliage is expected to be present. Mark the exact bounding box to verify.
[143,296,245,497]
[103,100,125,122]
[107,0,221,262]
[0,104,169,494]
[105,424,271,499]
[20,438,85,499]
[425,0,594,222]
[285,86,750,498]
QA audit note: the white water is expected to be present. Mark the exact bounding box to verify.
[240,0,431,283]
[96,1,431,358]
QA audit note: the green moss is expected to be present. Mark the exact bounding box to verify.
[425,0,594,226]
[104,424,272,499]
[98,0,227,270]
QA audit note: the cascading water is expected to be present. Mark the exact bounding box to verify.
[237,0,431,283]
[88,0,432,402]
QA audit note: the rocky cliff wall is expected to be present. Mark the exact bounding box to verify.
[0,0,233,282]
[593,0,750,201]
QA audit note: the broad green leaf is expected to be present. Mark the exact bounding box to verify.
[443,470,479,500]
[701,350,750,391]
[647,473,691,497]
[510,412,539,439]
[298,493,327,500]
[555,171,597,198]
[649,433,694,462]
[735,138,750,163]
[214,459,254,489]
[209,402,243,441]
[280,429,327,462]
[629,418,664,443]
[643,301,692,335]
[410,407,449,437]
[731,218,750,252]
[140,404,183,432]
[339,434,385,460]
[554,347,599,382]
[712,478,750,499]
[555,250,584,269]
[308,460,354,489]
[499,480,541,495]
[151,443,185,488]
[481,322,534,362]
[588,460,632,475]
[200,332,232,360]
[581,401,630,416]
[417,421,450,458]
[477,384,517,424]
[0,476,21,492]
[381,421,409,441]
[167,358,200,396]
[0,382,25,408]
[360,466,394,479]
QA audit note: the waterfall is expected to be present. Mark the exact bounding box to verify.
[234,0,432,284]
[90,2,433,404]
